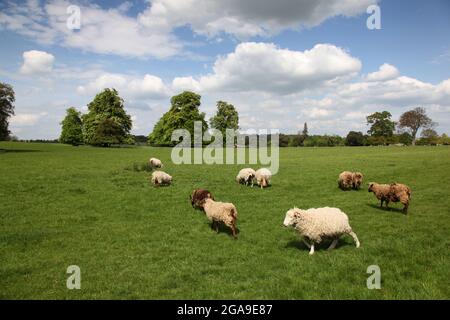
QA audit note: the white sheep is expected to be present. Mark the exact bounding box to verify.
[201,198,238,239]
[255,168,271,189]
[236,168,256,187]
[283,207,360,255]
[149,157,163,169]
[151,170,172,186]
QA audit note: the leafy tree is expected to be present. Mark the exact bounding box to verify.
[0,83,15,140]
[418,128,439,145]
[345,131,365,146]
[366,111,395,138]
[148,91,208,146]
[397,132,413,145]
[209,101,239,137]
[82,88,132,146]
[440,133,450,145]
[60,107,83,146]
[398,107,434,145]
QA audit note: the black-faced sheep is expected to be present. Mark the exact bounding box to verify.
[200,198,238,239]
[151,170,172,186]
[236,168,256,187]
[190,188,214,210]
[283,207,360,255]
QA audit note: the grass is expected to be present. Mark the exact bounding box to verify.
[0,142,449,299]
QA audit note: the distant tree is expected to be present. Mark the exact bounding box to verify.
[302,122,308,137]
[440,133,450,145]
[82,89,132,146]
[418,128,439,145]
[366,111,395,138]
[148,91,208,146]
[0,82,15,140]
[279,134,290,147]
[60,107,83,146]
[345,131,365,146]
[398,107,434,145]
[209,101,239,139]
[397,132,413,145]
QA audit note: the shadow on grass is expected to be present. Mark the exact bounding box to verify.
[0,149,41,154]
[285,238,355,253]
[367,203,406,215]
[209,222,240,238]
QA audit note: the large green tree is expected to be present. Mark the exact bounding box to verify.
[82,88,132,146]
[345,131,365,146]
[148,91,207,146]
[0,83,15,140]
[398,107,434,145]
[366,111,396,137]
[60,107,83,146]
[209,101,239,134]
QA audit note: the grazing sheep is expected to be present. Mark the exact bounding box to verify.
[236,168,256,187]
[255,168,271,189]
[283,207,360,255]
[151,170,172,186]
[200,198,238,239]
[368,182,411,213]
[338,171,364,190]
[190,188,214,210]
[149,157,163,169]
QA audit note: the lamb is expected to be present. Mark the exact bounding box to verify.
[236,168,256,187]
[283,207,360,255]
[338,171,364,190]
[200,198,238,239]
[369,182,411,213]
[190,188,214,210]
[149,157,163,169]
[255,168,272,189]
[151,170,172,186]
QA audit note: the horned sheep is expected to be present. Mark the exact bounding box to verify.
[368,182,411,213]
[190,188,214,210]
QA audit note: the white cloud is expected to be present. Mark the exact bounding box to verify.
[10,112,48,126]
[366,63,400,81]
[20,50,55,75]
[0,0,377,58]
[172,42,361,94]
[77,73,171,100]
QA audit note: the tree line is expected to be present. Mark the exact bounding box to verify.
[0,82,448,147]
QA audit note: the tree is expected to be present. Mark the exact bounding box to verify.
[60,107,83,146]
[398,107,434,145]
[0,83,15,140]
[366,111,395,138]
[345,131,365,146]
[82,88,132,146]
[440,133,450,145]
[209,101,239,141]
[148,91,208,146]
[418,128,439,145]
[302,122,308,137]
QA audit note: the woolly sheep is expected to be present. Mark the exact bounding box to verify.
[151,170,172,186]
[255,168,271,189]
[190,188,214,210]
[236,168,256,187]
[283,207,360,255]
[368,182,411,213]
[200,198,238,239]
[149,157,163,169]
[338,171,363,190]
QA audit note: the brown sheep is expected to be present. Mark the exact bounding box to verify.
[190,188,214,210]
[368,182,411,213]
[338,171,363,190]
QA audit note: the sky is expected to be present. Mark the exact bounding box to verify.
[1,0,450,140]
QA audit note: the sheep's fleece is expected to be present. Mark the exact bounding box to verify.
[149,157,163,168]
[255,168,272,188]
[202,198,238,238]
[236,168,256,185]
[151,170,172,186]
[283,207,359,253]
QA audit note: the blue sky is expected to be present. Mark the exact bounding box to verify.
[1,0,449,139]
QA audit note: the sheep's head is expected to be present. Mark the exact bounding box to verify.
[368,182,375,192]
[353,172,363,188]
[246,174,255,184]
[261,178,268,187]
[283,209,301,227]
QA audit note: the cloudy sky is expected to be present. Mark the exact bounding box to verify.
[1,0,450,139]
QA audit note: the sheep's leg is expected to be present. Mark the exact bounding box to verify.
[380,199,384,207]
[327,239,338,250]
[402,201,409,214]
[302,239,311,249]
[231,224,237,239]
[349,231,360,248]
[215,222,219,233]
[309,243,315,255]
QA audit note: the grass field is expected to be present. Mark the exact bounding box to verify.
[0,142,449,299]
